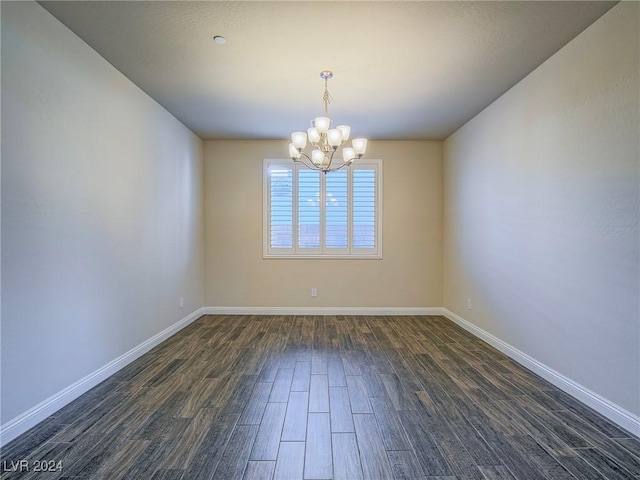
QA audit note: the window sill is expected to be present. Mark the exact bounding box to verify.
[263,254,382,260]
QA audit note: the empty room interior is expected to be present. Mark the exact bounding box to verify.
[1,1,639,479]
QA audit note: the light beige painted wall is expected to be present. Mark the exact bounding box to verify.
[443,2,639,416]
[204,140,442,308]
[1,2,204,424]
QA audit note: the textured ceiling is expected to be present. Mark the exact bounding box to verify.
[39,1,616,140]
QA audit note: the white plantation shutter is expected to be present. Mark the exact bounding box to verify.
[268,167,293,251]
[325,170,348,251]
[352,167,377,252]
[298,169,321,252]
[264,159,381,258]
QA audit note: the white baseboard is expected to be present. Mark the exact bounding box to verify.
[442,308,640,437]
[203,306,444,316]
[0,307,206,447]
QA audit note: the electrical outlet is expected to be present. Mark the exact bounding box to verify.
[467,298,472,310]
[311,288,317,298]
[179,297,185,308]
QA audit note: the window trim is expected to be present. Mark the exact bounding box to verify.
[263,158,383,259]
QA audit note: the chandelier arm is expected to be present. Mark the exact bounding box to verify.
[293,151,352,173]
[292,154,319,171]
[326,149,336,171]
[330,160,352,172]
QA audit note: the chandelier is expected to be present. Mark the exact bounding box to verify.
[289,71,368,173]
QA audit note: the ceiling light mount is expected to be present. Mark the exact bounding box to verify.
[289,71,367,173]
[319,70,333,81]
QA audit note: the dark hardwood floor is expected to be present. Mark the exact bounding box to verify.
[1,315,639,479]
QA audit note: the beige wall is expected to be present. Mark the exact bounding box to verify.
[204,140,442,308]
[1,2,204,425]
[443,2,639,416]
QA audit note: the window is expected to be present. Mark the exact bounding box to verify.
[264,159,382,258]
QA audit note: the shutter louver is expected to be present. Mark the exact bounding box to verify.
[325,170,348,248]
[269,168,293,249]
[353,169,376,249]
[298,169,320,249]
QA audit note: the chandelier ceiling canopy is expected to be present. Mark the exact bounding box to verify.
[289,71,367,173]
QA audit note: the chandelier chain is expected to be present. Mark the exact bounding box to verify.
[323,76,332,117]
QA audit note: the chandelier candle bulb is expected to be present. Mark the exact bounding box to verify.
[327,129,342,148]
[307,127,320,144]
[292,131,307,150]
[289,143,301,159]
[352,138,368,156]
[288,71,368,173]
[312,150,325,165]
[343,147,355,163]
[337,125,351,142]
[314,116,331,134]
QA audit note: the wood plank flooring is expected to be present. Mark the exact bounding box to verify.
[1,315,639,479]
